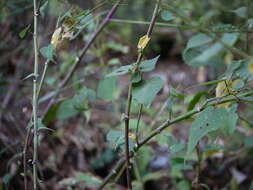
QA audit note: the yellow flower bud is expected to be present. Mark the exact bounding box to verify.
[51,27,62,49]
[137,35,150,50]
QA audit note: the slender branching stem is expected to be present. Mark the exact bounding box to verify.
[37,61,49,98]
[245,0,250,53]
[161,4,251,59]
[109,18,253,33]
[23,124,32,190]
[123,1,160,189]
[96,158,125,190]
[133,160,144,190]
[97,90,253,190]
[194,142,202,188]
[32,0,39,189]
[124,84,133,190]
[113,162,127,184]
[135,104,143,145]
[43,0,123,116]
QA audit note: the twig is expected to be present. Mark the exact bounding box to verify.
[245,0,250,53]
[123,1,161,189]
[96,90,253,189]
[161,4,252,59]
[37,61,49,98]
[23,124,33,190]
[113,162,127,184]
[109,18,253,33]
[96,158,125,190]
[43,0,123,116]
[133,160,144,190]
[193,142,202,189]
[32,0,39,189]
[135,104,143,145]
[124,83,133,190]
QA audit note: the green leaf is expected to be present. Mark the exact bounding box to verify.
[3,173,11,184]
[74,172,101,187]
[40,44,54,61]
[176,180,191,190]
[171,157,192,170]
[131,72,142,83]
[40,0,48,18]
[108,58,120,65]
[106,130,134,151]
[106,65,132,77]
[79,87,96,100]
[232,7,247,18]
[157,133,177,147]
[183,33,239,67]
[170,143,185,154]
[43,101,61,124]
[132,77,164,106]
[97,76,116,100]
[170,86,185,99]
[187,106,236,157]
[91,149,115,169]
[244,135,253,147]
[56,99,79,120]
[166,97,174,111]
[105,41,129,54]
[161,10,175,21]
[139,55,160,72]
[38,118,54,132]
[106,130,124,149]
[186,33,212,49]
[187,91,207,111]
[19,24,31,39]
[48,87,94,121]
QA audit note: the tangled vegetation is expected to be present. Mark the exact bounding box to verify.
[1,0,253,190]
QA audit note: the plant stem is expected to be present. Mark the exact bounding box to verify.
[124,84,133,190]
[96,158,125,190]
[43,0,123,116]
[109,18,253,33]
[135,104,143,145]
[161,4,252,59]
[113,162,127,184]
[133,160,144,190]
[96,90,253,190]
[194,142,202,188]
[23,124,32,190]
[245,0,250,53]
[32,0,39,189]
[123,1,160,189]
[37,61,48,98]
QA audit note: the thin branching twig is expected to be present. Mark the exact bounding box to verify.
[123,1,161,189]
[43,0,123,116]
[96,89,253,190]
[32,0,39,189]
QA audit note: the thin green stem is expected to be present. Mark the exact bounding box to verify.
[109,18,253,33]
[43,0,123,116]
[113,162,127,184]
[96,90,253,190]
[23,123,32,190]
[161,4,252,59]
[37,61,49,98]
[135,104,143,145]
[245,0,250,53]
[32,0,39,189]
[124,83,133,190]
[133,160,144,190]
[123,1,161,189]
[194,142,202,188]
